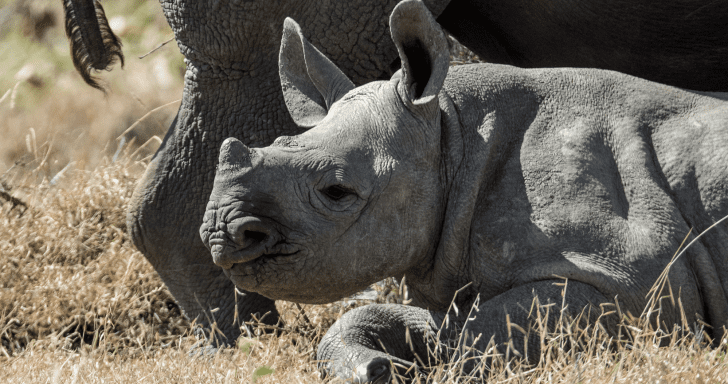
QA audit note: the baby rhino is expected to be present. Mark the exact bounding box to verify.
[200,0,728,381]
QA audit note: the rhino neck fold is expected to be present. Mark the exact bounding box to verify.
[405,78,543,310]
[405,90,479,310]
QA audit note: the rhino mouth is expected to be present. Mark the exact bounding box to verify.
[208,236,272,265]
[223,244,305,288]
[206,233,300,267]
[200,204,308,288]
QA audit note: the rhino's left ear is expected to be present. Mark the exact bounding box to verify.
[390,0,450,106]
[279,18,355,128]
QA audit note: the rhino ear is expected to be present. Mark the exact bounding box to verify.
[390,0,450,106]
[279,18,355,128]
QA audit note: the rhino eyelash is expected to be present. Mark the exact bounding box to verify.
[320,185,355,201]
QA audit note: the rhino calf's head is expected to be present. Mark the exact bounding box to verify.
[200,0,454,303]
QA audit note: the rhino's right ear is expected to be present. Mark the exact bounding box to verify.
[390,0,450,106]
[279,18,355,128]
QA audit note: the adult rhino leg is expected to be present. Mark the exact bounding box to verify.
[318,281,611,382]
[128,105,282,345]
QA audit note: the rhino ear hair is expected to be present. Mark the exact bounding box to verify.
[279,18,355,128]
[390,0,450,106]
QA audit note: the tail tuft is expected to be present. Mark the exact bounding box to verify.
[63,0,124,92]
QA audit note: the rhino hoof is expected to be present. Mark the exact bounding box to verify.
[354,357,392,384]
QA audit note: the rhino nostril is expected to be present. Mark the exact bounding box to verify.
[226,216,275,253]
[244,230,268,245]
[208,216,279,268]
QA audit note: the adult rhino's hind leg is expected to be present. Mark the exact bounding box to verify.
[176,263,279,348]
[127,126,279,347]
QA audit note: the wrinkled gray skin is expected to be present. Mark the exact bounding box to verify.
[201,0,728,380]
[64,0,728,345]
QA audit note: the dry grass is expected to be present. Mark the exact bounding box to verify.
[403,278,728,383]
[1,1,728,383]
[1,153,185,353]
[0,0,181,174]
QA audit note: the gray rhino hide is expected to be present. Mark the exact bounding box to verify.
[64,0,728,346]
[201,0,728,380]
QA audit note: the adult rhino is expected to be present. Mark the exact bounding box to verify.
[200,0,728,381]
[63,0,728,343]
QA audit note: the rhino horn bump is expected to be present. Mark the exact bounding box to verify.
[218,137,251,172]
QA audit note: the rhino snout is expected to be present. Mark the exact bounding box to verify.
[207,216,279,270]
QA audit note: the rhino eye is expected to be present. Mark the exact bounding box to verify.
[320,185,355,201]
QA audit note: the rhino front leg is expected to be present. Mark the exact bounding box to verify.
[318,280,610,382]
[318,304,448,383]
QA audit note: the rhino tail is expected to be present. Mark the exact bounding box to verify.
[63,0,124,92]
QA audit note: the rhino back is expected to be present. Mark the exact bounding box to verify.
[435,64,728,329]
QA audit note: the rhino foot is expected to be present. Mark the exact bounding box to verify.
[353,357,391,384]
[353,356,419,384]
